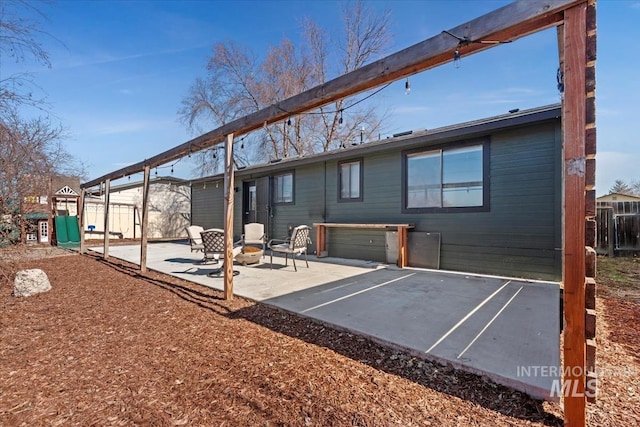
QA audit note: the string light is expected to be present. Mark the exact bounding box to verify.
[171,165,174,174]
[155,168,158,176]
[287,117,291,126]
[442,29,511,69]
[338,109,343,126]
[405,77,411,95]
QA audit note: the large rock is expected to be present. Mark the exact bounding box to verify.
[13,269,52,297]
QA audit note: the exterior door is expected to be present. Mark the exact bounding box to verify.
[243,177,271,238]
[38,220,49,243]
[255,176,271,238]
[243,182,257,224]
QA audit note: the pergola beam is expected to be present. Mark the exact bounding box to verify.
[140,165,151,272]
[78,3,593,426]
[102,179,110,259]
[81,0,580,190]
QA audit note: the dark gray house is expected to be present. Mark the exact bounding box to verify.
[191,104,562,281]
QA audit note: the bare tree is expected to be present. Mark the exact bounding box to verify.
[180,0,392,176]
[0,0,56,115]
[609,179,633,196]
[0,108,70,244]
[0,1,84,255]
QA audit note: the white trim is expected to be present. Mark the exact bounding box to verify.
[55,185,79,196]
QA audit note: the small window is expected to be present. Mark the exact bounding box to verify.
[273,171,294,204]
[403,140,489,213]
[338,159,363,202]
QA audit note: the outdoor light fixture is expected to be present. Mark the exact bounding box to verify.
[442,29,511,70]
[405,77,411,95]
[287,117,292,126]
[453,49,461,68]
[338,109,343,126]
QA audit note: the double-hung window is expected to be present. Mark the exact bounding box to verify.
[338,159,363,202]
[403,139,489,212]
[273,171,294,204]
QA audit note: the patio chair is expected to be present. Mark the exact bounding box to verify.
[185,225,204,252]
[268,225,311,271]
[241,222,266,256]
[200,228,242,276]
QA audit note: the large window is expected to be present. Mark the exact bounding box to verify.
[338,159,363,202]
[273,171,294,204]
[404,140,488,212]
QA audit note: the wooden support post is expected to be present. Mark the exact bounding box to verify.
[397,226,408,268]
[606,208,614,257]
[78,189,85,254]
[223,133,234,300]
[316,225,327,257]
[562,3,588,426]
[140,167,151,272]
[103,179,110,259]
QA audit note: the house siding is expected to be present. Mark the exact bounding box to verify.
[191,113,562,281]
[191,181,225,231]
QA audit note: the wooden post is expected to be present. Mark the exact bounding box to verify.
[606,209,614,257]
[78,189,85,254]
[562,3,587,426]
[103,179,110,259]
[397,226,408,268]
[223,133,235,300]
[140,167,151,272]
[316,225,327,257]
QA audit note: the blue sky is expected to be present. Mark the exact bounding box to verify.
[4,0,638,195]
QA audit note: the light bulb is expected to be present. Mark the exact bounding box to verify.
[405,78,411,95]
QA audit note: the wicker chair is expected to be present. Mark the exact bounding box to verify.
[267,225,311,271]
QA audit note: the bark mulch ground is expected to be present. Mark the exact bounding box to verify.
[0,250,637,426]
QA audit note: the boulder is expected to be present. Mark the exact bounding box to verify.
[13,269,52,297]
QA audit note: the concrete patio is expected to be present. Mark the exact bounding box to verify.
[89,241,561,400]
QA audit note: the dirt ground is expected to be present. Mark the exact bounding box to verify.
[0,249,638,426]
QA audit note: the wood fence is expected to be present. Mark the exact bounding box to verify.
[596,201,640,255]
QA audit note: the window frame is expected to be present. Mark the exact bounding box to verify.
[337,157,364,203]
[272,170,295,205]
[401,137,490,213]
